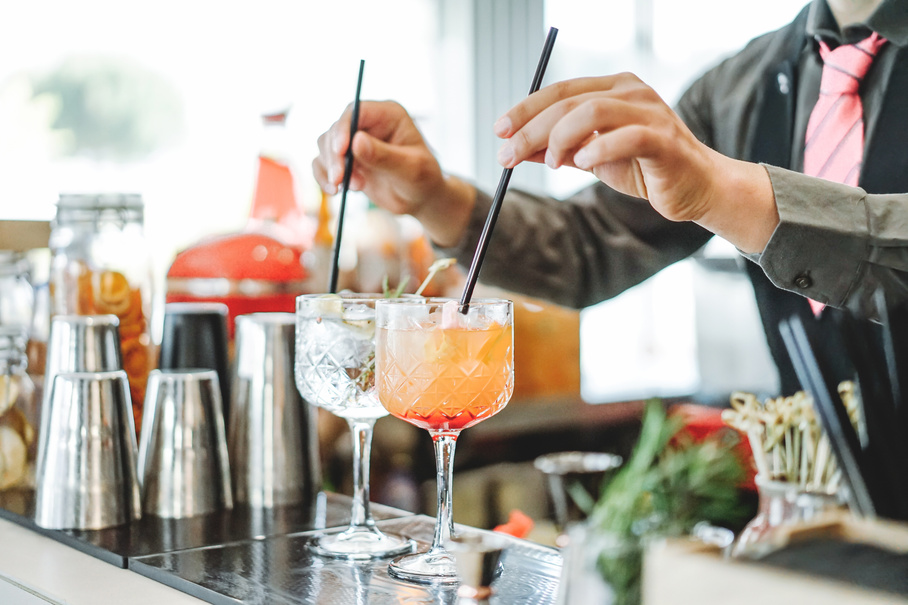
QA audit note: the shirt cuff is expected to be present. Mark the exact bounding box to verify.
[756,165,869,307]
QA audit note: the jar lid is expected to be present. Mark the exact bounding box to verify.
[57,193,143,210]
[0,251,30,277]
[54,193,144,226]
[0,326,28,370]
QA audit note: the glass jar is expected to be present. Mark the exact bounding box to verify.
[355,202,403,294]
[48,194,156,435]
[0,327,38,490]
[557,524,643,605]
[731,474,841,559]
[0,252,35,330]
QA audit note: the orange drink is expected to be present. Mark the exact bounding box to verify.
[377,320,513,431]
[375,298,514,584]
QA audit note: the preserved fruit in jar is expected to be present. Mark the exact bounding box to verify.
[0,327,38,489]
[49,194,155,435]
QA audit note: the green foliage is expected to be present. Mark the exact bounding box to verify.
[591,399,748,538]
[587,399,749,605]
[590,399,680,538]
[650,430,750,535]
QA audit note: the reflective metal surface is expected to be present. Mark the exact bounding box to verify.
[534,451,623,535]
[131,516,562,604]
[138,369,233,518]
[158,302,231,417]
[229,313,320,508]
[35,370,141,530]
[41,314,122,447]
[44,314,123,380]
[447,533,509,602]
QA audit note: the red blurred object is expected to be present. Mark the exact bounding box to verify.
[493,509,535,539]
[166,232,308,338]
[246,156,312,249]
[247,106,312,249]
[670,403,757,491]
[249,156,298,222]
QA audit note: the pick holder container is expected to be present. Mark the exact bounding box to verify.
[534,451,623,542]
[447,533,509,603]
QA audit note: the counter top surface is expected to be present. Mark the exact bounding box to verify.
[0,489,408,568]
[131,515,562,605]
[0,492,562,604]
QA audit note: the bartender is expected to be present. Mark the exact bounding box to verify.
[313,0,908,395]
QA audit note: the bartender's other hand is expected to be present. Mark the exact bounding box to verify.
[493,74,728,224]
[313,101,476,247]
[313,101,443,213]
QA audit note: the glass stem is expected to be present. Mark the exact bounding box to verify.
[347,418,377,530]
[429,430,460,552]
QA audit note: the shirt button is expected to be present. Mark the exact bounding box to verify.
[794,274,813,289]
[777,72,790,94]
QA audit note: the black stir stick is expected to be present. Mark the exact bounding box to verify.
[459,27,558,309]
[329,59,365,293]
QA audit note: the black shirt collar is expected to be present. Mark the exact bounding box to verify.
[807,0,908,47]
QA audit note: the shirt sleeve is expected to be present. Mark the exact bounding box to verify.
[436,180,713,309]
[752,164,908,318]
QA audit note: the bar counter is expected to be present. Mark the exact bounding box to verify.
[0,490,562,604]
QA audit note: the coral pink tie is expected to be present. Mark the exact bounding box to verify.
[803,32,887,315]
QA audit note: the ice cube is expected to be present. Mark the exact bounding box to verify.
[343,303,374,321]
[441,300,464,329]
[387,302,431,330]
[469,311,495,330]
[341,318,375,339]
[314,294,343,317]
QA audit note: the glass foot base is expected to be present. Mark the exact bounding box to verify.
[308,527,415,560]
[388,549,460,584]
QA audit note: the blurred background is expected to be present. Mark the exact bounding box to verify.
[0,0,806,529]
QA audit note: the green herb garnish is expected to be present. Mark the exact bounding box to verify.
[381,257,457,298]
[588,399,748,605]
[358,258,456,392]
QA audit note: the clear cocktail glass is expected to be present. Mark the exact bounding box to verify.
[295,293,415,559]
[375,298,514,583]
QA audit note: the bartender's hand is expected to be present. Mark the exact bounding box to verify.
[493,74,778,253]
[313,101,475,248]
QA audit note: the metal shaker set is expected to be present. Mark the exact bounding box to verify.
[34,304,320,530]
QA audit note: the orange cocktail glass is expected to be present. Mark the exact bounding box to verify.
[375,298,514,584]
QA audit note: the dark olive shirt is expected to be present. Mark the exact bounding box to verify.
[444,0,908,321]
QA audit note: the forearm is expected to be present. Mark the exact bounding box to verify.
[412,174,477,249]
[436,182,713,309]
